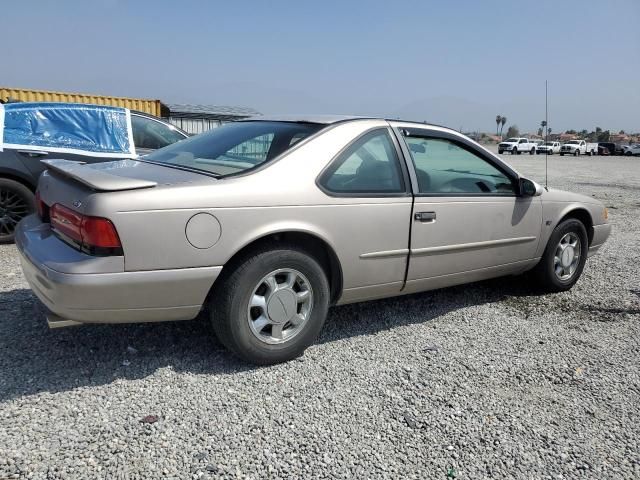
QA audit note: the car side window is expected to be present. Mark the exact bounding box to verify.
[403,136,516,195]
[319,129,404,195]
[131,115,185,150]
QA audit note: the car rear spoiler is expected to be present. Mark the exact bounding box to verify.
[41,159,157,192]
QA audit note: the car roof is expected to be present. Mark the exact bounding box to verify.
[244,114,371,124]
[243,114,464,133]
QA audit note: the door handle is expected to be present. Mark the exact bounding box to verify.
[17,150,49,158]
[414,211,436,222]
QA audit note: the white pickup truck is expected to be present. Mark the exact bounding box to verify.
[560,140,598,156]
[498,138,538,155]
[537,141,561,155]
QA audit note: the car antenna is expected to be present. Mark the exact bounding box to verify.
[545,80,549,190]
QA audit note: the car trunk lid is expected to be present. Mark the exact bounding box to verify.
[41,158,214,192]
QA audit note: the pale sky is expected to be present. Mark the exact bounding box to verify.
[2,0,639,133]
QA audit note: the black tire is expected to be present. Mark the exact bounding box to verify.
[0,178,35,244]
[560,153,564,156]
[625,151,632,156]
[573,149,579,156]
[530,148,535,155]
[511,148,517,155]
[533,218,588,292]
[210,245,330,365]
[498,150,503,155]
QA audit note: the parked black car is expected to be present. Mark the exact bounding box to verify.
[0,103,187,243]
[598,142,623,156]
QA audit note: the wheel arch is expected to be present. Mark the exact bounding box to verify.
[211,228,344,306]
[558,207,594,245]
[0,169,37,192]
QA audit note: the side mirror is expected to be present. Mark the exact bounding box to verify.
[520,178,544,197]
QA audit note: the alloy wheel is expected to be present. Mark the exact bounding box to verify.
[247,268,314,345]
[0,187,30,237]
[554,232,581,281]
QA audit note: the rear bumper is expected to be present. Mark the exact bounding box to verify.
[588,223,612,257]
[16,215,222,324]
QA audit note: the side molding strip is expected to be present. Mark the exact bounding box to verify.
[360,248,410,259]
[411,236,537,256]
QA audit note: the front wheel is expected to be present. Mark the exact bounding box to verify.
[533,218,588,292]
[574,150,580,156]
[210,245,330,365]
[0,178,36,244]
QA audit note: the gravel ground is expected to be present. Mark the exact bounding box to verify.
[0,154,639,479]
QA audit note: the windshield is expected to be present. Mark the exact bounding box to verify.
[144,121,324,176]
[544,142,554,146]
[566,141,580,145]
[505,138,519,142]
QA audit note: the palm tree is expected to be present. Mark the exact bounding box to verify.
[496,115,502,136]
[500,116,507,137]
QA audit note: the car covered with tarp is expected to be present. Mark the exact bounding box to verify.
[0,102,186,242]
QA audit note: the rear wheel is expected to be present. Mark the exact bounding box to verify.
[210,245,330,365]
[533,218,588,292]
[0,178,35,244]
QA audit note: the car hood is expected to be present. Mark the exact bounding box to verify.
[542,187,602,206]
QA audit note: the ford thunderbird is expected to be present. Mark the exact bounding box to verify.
[16,116,611,364]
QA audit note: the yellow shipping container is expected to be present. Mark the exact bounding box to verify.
[0,86,163,117]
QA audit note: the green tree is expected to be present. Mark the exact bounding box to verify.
[505,125,519,138]
[495,115,502,136]
[566,129,576,134]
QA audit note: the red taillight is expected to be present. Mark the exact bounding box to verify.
[81,216,121,248]
[50,203,122,255]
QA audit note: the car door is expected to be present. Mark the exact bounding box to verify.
[393,126,542,294]
[317,126,413,304]
[519,138,528,152]
[10,148,105,182]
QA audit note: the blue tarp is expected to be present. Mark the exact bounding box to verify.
[0,102,134,156]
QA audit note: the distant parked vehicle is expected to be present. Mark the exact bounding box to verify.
[537,142,561,155]
[598,145,610,156]
[498,137,538,155]
[598,142,620,156]
[622,144,640,156]
[0,102,187,242]
[560,140,598,156]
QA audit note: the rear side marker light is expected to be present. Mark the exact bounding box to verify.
[50,203,122,256]
[35,190,49,221]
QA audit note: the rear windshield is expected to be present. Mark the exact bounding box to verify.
[144,121,323,176]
